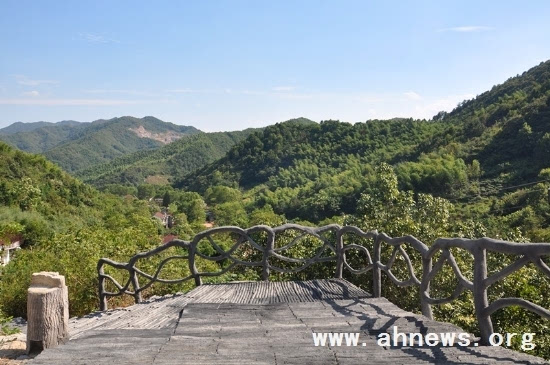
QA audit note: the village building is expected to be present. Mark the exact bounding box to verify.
[152,211,173,228]
[0,235,22,266]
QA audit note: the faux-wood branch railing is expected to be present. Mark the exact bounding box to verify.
[97,223,550,345]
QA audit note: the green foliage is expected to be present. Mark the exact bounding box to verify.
[0,312,19,336]
[205,186,242,205]
[248,206,285,226]
[77,130,255,187]
[1,116,199,173]
[350,163,452,242]
[0,121,87,154]
[212,202,248,227]
[0,141,167,318]
[396,153,470,197]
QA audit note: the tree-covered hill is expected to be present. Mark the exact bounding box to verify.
[0,140,168,317]
[0,121,89,153]
[76,129,259,188]
[0,116,200,172]
[175,118,447,220]
[0,140,149,243]
[0,120,82,136]
[429,60,550,184]
[174,61,550,223]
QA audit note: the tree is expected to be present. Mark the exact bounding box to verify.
[162,192,171,207]
[205,186,242,205]
[137,184,155,200]
[350,163,452,240]
[15,177,41,211]
[212,202,248,227]
[187,199,206,223]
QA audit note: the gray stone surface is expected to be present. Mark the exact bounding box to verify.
[29,279,547,364]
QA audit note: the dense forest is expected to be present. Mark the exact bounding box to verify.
[76,128,259,188]
[0,116,200,172]
[0,141,169,318]
[1,60,550,359]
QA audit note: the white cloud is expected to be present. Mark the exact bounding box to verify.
[165,88,196,93]
[272,86,295,92]
[404,91,421,100]
[22,90,40,97]
[14,75,58,86]
[276,93,313,100]
[438,26,494,33]
[242,90,265,96]
[0,98,139,106]
[79,32,120,44]
[83,89,156,96]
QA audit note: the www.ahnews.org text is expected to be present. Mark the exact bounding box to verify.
[312,326,535,351]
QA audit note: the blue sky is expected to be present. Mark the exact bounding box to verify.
[1,1,549,132]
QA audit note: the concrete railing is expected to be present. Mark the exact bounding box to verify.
[98,224,550,345]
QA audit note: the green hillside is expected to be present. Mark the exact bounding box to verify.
[176,117,447,220]
[430,60,550,183]
[0,141,166,318]
[0,120,82,135]
[0,116,200,172]
[175,61,550,223]
[44,116,200,172]
[76,129,258,188]
[0,122,89,153]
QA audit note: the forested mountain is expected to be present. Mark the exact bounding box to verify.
[76,129,259,188]
[429,60,550,184]
[173,61,550,225]
[176,118,446,220]
[0,116,200,172]
[0,121,89,153]
[0,120,82,136]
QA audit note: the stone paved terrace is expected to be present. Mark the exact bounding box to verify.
[29,279,547,364]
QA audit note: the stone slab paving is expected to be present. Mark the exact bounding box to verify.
[28,279,548,364]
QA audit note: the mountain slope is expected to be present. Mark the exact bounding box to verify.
[429,60,550,185]
[0,121,89,153]
[0,116,201,172]
[175,61,550,221]
[177,118,444,190]
[76,129,258,187]
[0,120,82,135]
[0,141,111,239]
[0,140,164,318]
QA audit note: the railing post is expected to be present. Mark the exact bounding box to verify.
[189,242,202,287]
[97,262,108,311]
[262,229,274,281]
[335,229,344,279]
[373,234,382,297]
[420,256,433,319]
[473,246,493,345]
[130,269,142,304]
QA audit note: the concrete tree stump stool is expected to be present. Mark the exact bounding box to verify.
[26,272,69,354]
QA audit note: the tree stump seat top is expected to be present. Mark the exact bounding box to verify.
[29,279,547,364]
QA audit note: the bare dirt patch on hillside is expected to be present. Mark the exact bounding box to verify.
[129,125,184,144]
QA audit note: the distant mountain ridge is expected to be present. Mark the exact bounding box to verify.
[0,120,82,135]
[0,116,200,172]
